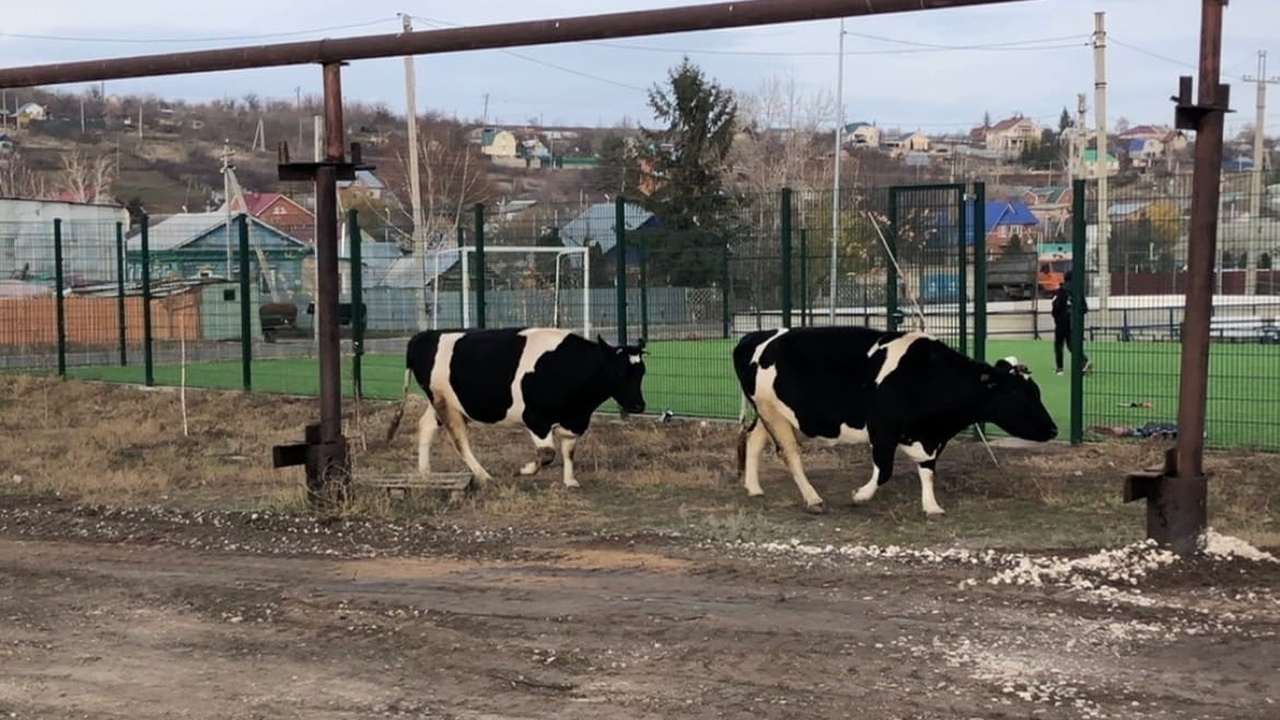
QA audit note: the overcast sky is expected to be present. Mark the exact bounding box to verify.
[2,0,1278,138]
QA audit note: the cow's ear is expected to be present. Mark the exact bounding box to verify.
[597,334,611,348]
[993,359,1012,373]
[637,337,647,351]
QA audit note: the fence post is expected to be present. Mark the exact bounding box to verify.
[474,203,486,329]
[457,225,466,327]
[140,213,154,387]
[720,241,731,339]
[780,188,793,329]
[638,232,649,341]
[798,228,809,327]
[614,195,628,345]
[957,186,969,356]
[53,219,67,378]
[236,214,253,391]
[1070,178,1087,444]
[348,208,365,400]
[886,189,900,332]
[972,182,987,363]
[115,221,127,367]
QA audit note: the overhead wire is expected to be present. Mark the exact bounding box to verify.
[0,18,399,44]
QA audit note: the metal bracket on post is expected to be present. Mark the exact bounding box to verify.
[1122,447,1208,551]
[276,140,376,183]
[1171,75,1234,130]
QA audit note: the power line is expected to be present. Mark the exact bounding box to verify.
[408,17,648,93]
[1109,37,1256,82]
[0,18,398,44]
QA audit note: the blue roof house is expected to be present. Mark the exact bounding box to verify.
[558,201,662,268]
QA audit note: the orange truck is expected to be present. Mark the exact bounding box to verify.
[985,252,1072,301]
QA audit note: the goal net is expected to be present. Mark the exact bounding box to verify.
[445,245,592,336]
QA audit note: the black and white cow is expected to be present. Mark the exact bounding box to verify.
[733,326,1057,515]
[385,327,647,488]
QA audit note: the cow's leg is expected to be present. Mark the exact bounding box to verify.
[741,418,772,498]
[438,404,494,486]
[415,402,440,477]
[519,429,557,477]
[916,460,944,516]
[853,433,898,506]
[902,441,945,516]
[757,409,824,512]
[556,428,581,488]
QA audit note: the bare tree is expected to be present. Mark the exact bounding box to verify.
[57,149,117,203]
[730,73,836,195]
[386,114,496,237]
[0,153,49,199]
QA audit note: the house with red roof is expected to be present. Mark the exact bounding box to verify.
[226,191,315,243]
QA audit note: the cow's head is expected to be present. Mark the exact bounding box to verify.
[598,335,647,414]
[978,355,1057,442]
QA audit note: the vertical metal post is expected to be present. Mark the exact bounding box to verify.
[310,61,350,500]
[139,214,154,387]
[1070,179,1087,445]
[457,225,467,328]
[237,213,253,391]
[1165,0,1227,554]
[614,195,628,345]
[957,187,968,355]
[348,208,365,399]
[53,219,67,378]
[115,221,127,367]
[473,202,486,329]
[886,189,900,332]
[638,234,649,341]
[973,182,987,361]
[720,241,731,339]
[780,188,793,329]
[799,229,809,327]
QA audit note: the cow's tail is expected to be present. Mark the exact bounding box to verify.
[735,413,757,480]
[735,391,763,480]
[384,368,414,443]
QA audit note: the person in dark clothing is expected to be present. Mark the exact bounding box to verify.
[1051,271,1091,375]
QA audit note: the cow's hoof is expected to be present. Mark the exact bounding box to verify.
[562,479,581,489]
[537,447,557,467]
[518,461,539,476]
[923,507,947,518]
[804,501,826,515]
[851,489,875,505]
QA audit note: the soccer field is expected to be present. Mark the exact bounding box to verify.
[66,336,1280,448]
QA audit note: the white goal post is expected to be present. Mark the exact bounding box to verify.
[454,245,592,337]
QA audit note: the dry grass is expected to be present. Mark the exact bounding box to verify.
[2,375,1276,550]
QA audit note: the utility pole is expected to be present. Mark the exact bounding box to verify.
[1093,11,1111,312]
[402,13,429,330]
[828,18,845,324]
[220,141,235,279]
[296,86,303,152]
[1067,93,1087,185]
[482,93,490,125]
[1242,50,1278,296]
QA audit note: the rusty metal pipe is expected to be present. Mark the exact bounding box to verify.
[0,0,1037,88]
[1169,0,1228,551]
[314,63,345,453]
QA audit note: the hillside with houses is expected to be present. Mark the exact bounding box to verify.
[3,66,1280,326]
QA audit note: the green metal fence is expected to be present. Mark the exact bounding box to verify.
[4,175,1278,452]
[1072,173,1280,450]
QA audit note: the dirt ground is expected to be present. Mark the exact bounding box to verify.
[1,375,1278,720]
